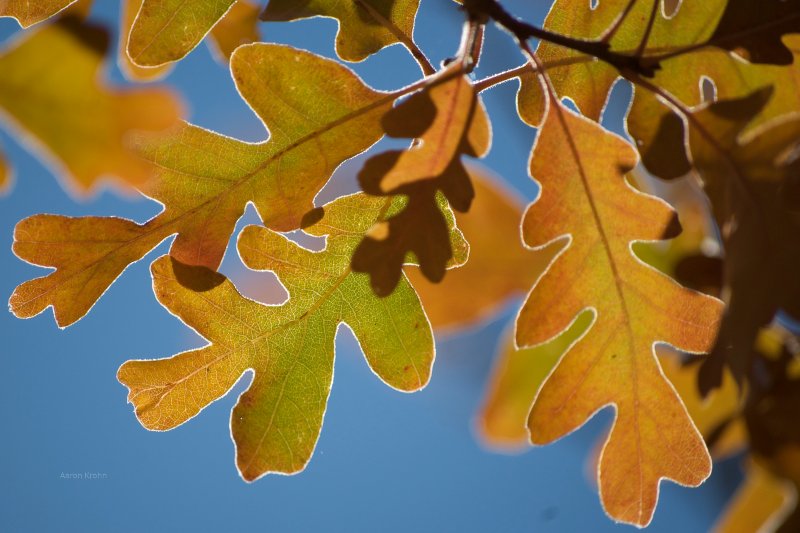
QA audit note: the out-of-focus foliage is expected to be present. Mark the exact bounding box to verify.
[0,15,182,193]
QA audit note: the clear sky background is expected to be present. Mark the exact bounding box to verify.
[0,1,742,531]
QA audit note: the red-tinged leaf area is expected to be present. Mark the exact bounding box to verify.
[518,99,723,526]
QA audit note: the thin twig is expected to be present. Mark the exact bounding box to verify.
[462,0,658,77]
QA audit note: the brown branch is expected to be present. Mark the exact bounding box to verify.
[462,0,659,77]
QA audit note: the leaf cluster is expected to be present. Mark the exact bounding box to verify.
[3,0,800,529]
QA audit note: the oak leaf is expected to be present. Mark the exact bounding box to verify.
[0,15,182,193]
[261,0,420,63]
[120,0,261,80]
[352,65,490,295]
[117,192,453,481]
[10,43,393,327]
[516,0,800,180]
[126,0,237,67]
[518,99,722,526]
[0,0,77,27]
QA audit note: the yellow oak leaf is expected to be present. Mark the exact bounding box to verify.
[118,192,458,480]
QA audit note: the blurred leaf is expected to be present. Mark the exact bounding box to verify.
[715,462,797,533]
[208,0,260,61]
[118,193,438,481]
[261,0,420,63]
[352,65,490,295]
[0,16,182,193]
[0,147,10,193]
[518,99,723,527]
[408,166,558,331]
[10,43,392,327]
[477,315,591,450]
[126,0,237,67]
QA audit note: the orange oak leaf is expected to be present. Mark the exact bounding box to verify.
[10,43,393,327]
[0,15,182,193]
[518,98,723,526]
[118,193,438,481]
[351,65,491,295]
[375,64,490,193]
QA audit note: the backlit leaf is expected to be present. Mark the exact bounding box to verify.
[10,43,393,327]
[118,0,173,81]
[518,99,723,526]
[0,16,182,193]
[0,0,77,27]
[352,65,490,295]
[118,193,436,480]
[261,0,420,63]
[126,0,237,67]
